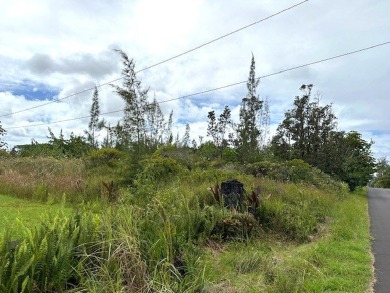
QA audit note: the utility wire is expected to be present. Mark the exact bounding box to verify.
[0,0,308,119]
[6,40,390,131]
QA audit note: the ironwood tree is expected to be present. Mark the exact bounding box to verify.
[236,54,263,162]
[112,49,150,155]
[86,86,103,148]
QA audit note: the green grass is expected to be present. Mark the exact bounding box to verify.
[202,189,373,292]
[0,194,70,239]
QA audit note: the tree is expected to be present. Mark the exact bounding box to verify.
[207,110,217,145]
[271,84,337,166]
[207,105,233,157]
[112,50,149,155]
[166,110,174,144]
[86,86,102,148]
[182,123,191,147]
[146,96,165,149]
[341,131,375,190]
[272,86,375,190]
[258,97,270,147]
[372,158,390,188]
[236,54,263,162]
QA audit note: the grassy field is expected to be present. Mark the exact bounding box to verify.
[0,194,70,239]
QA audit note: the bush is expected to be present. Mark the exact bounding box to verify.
[246,159,348,193]
[138,155,188,182]
[154,145,194,170]
[83,148,123,168]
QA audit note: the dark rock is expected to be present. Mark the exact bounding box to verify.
[221,179,244,210]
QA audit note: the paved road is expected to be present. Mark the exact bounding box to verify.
[367,187,390,292]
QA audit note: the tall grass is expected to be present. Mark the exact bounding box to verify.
[0,157,116,203]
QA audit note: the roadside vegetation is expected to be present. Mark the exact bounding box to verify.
[0,152,373,292]
[0,51,375,292]
[371,157,390,188]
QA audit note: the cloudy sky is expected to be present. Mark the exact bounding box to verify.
[0,0,389,158]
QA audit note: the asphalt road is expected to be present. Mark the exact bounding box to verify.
[367,187,390,292]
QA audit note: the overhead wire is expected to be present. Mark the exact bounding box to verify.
[5,40,390,131]
[0,0,308,119]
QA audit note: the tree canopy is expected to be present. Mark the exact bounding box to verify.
[272,85,375,190]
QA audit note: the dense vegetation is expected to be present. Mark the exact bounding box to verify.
[371,157,390,188]
[0,51,376,291]
[0,151,374,292]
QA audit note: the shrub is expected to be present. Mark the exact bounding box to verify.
[83,148,123,168]
[246,159,348,194]
[138,155,188,182]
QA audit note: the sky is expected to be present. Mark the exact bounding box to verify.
[0,0,389,159]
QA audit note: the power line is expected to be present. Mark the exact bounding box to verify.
[6,40,390,131]
[0,0,308,119]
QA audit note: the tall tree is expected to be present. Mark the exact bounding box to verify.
[272,84,336,165]
[112,50,150,155]
[236,54,263,161]
[272,85,375,190]
[332,131,375,190]
[207,110,218,145]
[146,96,165,148]
[258,97,270,146]
[86,86,101,148]
[166,110,174,144]
[182,123,191,147]
[207,105,233,157]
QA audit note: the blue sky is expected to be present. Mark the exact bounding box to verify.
[1,80,59,101]
[0,0,389,159]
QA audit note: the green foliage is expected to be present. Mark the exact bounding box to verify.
[255,180,336,241]
[0,149,10,158]
[271,84,337,164]
[154,144,195,169]
[211,211,256,240]
[207,106,234,158]
[15,130,92,159]
[372,158,390,188]
[0,152,369,291]
[341,132,375,190]
[246,159,348,192]
[271,85,375,190]
[0,211,99,292]
[83,148,123,168]
[236,54,263,163]
[137,155,188,183]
